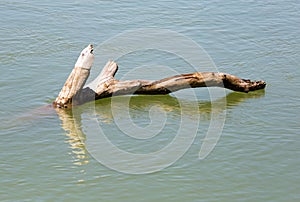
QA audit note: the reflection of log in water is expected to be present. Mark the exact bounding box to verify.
[55,90,265,166]
[89,90,265,122]
[53,45,266,165]
[55,108,89,166]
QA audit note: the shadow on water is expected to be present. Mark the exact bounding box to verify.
[55,89,265,166]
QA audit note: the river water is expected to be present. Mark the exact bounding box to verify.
[0,0,299,201]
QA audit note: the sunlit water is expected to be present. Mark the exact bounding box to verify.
[1,0,299,201]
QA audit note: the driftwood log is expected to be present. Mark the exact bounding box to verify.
[53,45,266,108]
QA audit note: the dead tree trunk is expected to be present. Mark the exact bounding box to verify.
[53,44,94,108]
[54,45,266,108]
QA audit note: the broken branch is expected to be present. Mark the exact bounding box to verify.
[53,46,266,108]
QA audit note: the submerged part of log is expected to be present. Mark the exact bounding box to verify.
[53,44,94,108]
[54,45,266,108]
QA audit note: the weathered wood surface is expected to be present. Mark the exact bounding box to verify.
[53,44,94,108]
[54,45,266,108]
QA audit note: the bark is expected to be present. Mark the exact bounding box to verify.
[54,46,266,108]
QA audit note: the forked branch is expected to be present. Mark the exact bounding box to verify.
[53,46,266,108]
